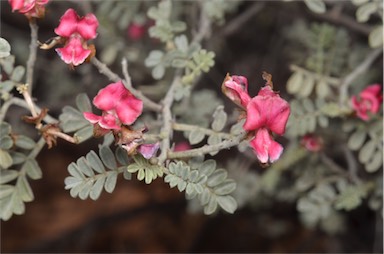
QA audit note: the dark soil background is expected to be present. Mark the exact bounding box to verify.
[1,1,382,253]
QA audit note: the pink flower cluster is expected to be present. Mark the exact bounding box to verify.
[84,81,158,159]
[351,84,382,121]
[8,0,49,18]
[54,9,99,66]
[222,74,290,164]
[84,81,143,131]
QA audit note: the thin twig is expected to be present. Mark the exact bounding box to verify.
[341,144,361,185]
[222,2,265,37]
[121,58,162,112]
[91,57,162,112]
[312,2,372,36]
[167,133,246,159]
[172,122,233,139]
[158,75,181,165]
[0,97,57,124]
[26,19,39,94]
[192,1,212,44]
[339,48,382,106]
[90,57,121,82]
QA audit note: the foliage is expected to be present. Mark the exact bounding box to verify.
[165,159,237,214]
[64,146,131,200]
[59,93,94,143]
[127,155,164,184]
[0,122,42,221]
[1,3,382,247]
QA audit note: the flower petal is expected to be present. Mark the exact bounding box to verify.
[115,94,143,125]
[137,142,160,159]
[83,112,101,123]
[77,13,99,40]
[222,74,251,108]
[250,128,283,163]
[54,8,78,37]
[92,82,124,110]
[243,96,266,131]
[55,36,91,66]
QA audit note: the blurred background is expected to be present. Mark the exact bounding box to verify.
[1,0,382,252]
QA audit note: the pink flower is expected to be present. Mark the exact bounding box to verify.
[243,86,290,135]
[9,0,49,18]
[222,74,251,109]
[301,134,323,152]
[250,128,283,164]
[137,143,160,159]
[128,22,146,41]
[83,81,143,130]
[83,111,121,130]
[55,36,91,66]
[351,84,382,121]
[55,9,98,40]
[174,142,191,152]
[54,9,98,66]
[222,73,290,164]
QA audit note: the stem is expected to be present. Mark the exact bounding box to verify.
[17,84,38,118]
[158,75,181,165]
[167,133,246,159]
[27,137,46,159]
[172,122,233,139]
[91,57,162,112]
[0,97,57,124]
[339,48,382,106]
[121,58,162,112]
[26,19,39,94]
[47,128,78,144]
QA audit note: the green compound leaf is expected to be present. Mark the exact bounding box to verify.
[182,49,215,85]
[64,146,125,200]
[127,155,164,184]
[334,185,368,211]
[297,183,336,225]
[0,149,13,169]
[0,157,42,220]
[166,159,237,215]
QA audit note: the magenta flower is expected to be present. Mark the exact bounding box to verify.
[54,9,98,66]
[128,22,146,41]
[84,81,143,130]
[54,8,98,40]
[222,74,251,109]
[243,86,290,135]
[250,128,283,163]
[136,143,160,159]
[301,134,323,152]
[351,84,382,121]
[55,36,91,66]
[9,0,49,18]
[243,85,290,163]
